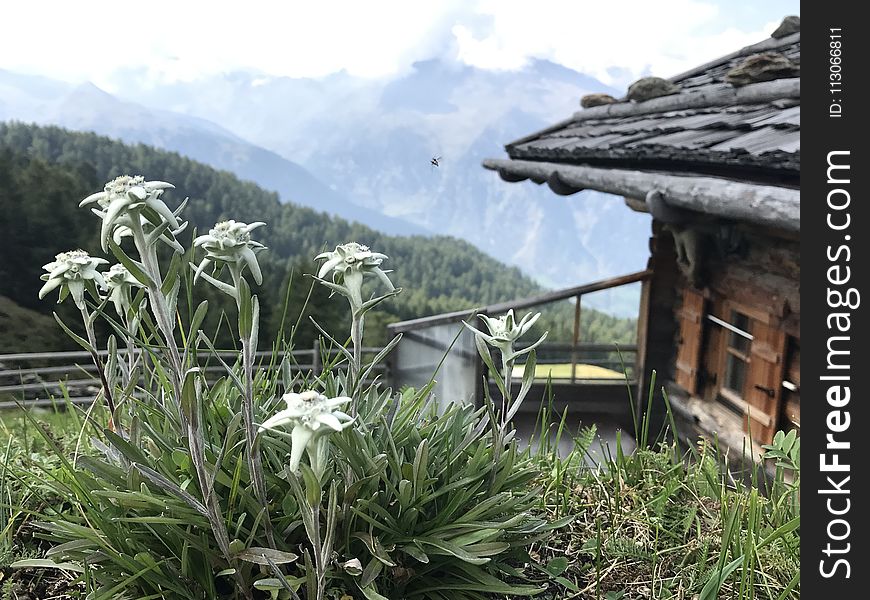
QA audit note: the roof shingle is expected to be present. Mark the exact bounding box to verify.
[503,33,800,183]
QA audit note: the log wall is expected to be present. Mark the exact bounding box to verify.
[644,220,800,448]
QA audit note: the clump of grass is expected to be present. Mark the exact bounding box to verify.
[520,385,800,600]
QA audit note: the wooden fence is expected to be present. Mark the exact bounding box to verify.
[0,341,387,409]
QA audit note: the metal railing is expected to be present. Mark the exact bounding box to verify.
[387,270,652,406]
[515,342,639,381]
[0,341,387,409]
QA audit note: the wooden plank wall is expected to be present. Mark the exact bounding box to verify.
[653,222,800,446]
[636,221,682,435]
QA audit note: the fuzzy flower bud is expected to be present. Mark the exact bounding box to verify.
[39,250,108,309]
[259,390,353,474]
[193,220,266,285]
[103,264,145,319]
[463,309,547,361]
[80,175,179,252]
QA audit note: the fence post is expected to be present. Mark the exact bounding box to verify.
[312,338,321,377]
[570,294,582,384]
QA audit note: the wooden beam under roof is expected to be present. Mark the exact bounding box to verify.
[482,158,800,232]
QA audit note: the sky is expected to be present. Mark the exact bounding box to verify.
[2,0,799,89]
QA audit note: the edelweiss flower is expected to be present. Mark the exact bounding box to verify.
[39,250,108,308]
[464,309,546,360]
[259,390,353,473]
[103,264,145,318]
[80,175,178,251]
[315,242,394,292]
[105,211,187,254]
[193,220,266,285]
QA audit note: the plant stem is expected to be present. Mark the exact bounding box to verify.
[79,305,117,428]
[350,311,363,407]
[230,266,275,547]
[129,219,242,592]
[501,353,513,428]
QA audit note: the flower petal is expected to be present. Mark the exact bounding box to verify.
[67,279,85,308]
[372,267,395,291]
[145,197,180,229]
[321,396,352,409]
[38,277,63,300]
[259,408,296,431]
[315,413,344,431]
[193,257,212,284]
[317,255,344,279]
[79,191,106,207]
[518,312,541,337]
[289,425,314,473]
[100,198,131,251]
[240,245,263,285]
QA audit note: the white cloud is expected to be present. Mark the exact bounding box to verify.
[451,0,783,86]
[2,0,790,88]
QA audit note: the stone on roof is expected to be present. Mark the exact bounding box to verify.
[581,93,618,108]
[626,77,680,102]
[725,53,800,87]
[499,31,801,183]
[771,16,800,39]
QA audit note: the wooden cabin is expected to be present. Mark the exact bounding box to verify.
[482,22,800,457]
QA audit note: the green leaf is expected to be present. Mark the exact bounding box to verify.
[180,368,201,426]
[544,556,569,576]
[190,262,237,300]
[250,295,260,352]
[353,532,396,567]
[253,578,283,591]
[359,557,384,590]
[700,556,743,600]
[188,300,209,337]
[108,238,151,287]
[235,547,298,565]
[414,537,490,565]
[132,463,209,518]
[401,543,429,564]
[10,559,85,573]
[238,276,252,339]
[52,312,92,351]
[104,429,149,465]
[357,583,390,600]
[299,463,321,507]
[161,251,183,296]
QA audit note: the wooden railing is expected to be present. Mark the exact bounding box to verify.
[0,341,387,409]
[387,270,653,404]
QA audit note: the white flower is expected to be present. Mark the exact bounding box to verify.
[463,309,547,361]
[103,263,145,318]
[80,175,179,252]
[39,250,109,308]
[193,220,266,285]
[259,391,354,473]
[315,242,394,292]
[105,211,187,254]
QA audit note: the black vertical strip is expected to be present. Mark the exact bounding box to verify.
[803,5,869,595]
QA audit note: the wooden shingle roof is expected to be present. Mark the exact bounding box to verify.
[504,33,800,183]
[484,29,801,231]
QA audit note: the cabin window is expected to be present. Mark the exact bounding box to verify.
[722,310,751,400]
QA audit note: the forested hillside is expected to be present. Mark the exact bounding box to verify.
[0,122,636,351]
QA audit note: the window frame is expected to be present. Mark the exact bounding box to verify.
[711,302,755,411]
[706,301,778,436]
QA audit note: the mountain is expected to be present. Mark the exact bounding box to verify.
[0,123,637,352]
[0,70,426,236]
[1,60,652,315]
[108,59,653,314]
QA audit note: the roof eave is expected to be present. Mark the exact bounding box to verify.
[482,158,800,232]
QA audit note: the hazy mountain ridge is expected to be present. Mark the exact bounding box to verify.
[0,69,425,236]
[107,58,652,311]
[1,59,651,314]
